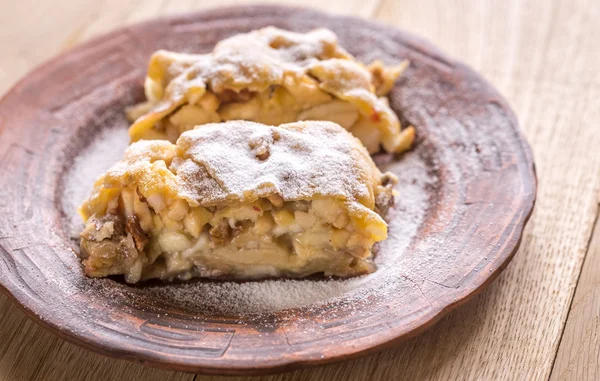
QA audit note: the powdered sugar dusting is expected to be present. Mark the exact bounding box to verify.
[62,126,129,239]
[58,24,436,316]
[145,151,431,314]
[176,120,379,206]
[60,126,432,315]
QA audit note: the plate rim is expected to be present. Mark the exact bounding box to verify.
[0,5,537,375]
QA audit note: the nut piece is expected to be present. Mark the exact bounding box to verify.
[374,172,398,217]
[249,135,271,161]
[126,215,148,251]
[209,220,231,246]
[80,217,115,242]
[133,192,153,231]
[81,233,140,279]
[255,146,269,160]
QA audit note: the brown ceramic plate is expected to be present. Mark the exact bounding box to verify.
[0,5,536,375]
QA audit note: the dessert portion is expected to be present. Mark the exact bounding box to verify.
[127,27,414,154]
[79,121,397,283]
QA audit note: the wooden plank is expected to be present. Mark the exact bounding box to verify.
[550,210,600,381]
[195,0,598,380]
[0,0,381,94]
[290,0,599,379]
[0,0,599,380]
[0,0,94,93]
[0,1,378,380]
[0,3,201,380]
[0,304,193,381]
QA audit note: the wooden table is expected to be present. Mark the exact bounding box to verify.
[0,0,598,380]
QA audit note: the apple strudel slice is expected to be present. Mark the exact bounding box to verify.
[127,26,414,154]
[79,121,397,283]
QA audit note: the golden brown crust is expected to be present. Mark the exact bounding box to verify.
[79,121,397,283]
[127,27,414,154]
[83,121,388,217]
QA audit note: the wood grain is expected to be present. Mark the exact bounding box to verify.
[0,0,598,380]
[0,5,535,374]
[0,3,378,380]
[0,0,381,93]
[371,1,600,379]
[550,212,600,381]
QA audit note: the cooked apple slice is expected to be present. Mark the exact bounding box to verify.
[79,120,397,283]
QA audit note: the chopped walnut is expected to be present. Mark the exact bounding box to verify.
[249,134,272,160]
[126,215,148,251]
[80,219,114,243]
[80,233,139,279]
[80,214,124,243]
[271,130,281,141]
[255,146,270,160]
[209,220,231,246]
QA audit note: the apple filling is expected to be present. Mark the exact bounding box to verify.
[126,27,415,154]
[80,190,391,283]
[78,120,398,283]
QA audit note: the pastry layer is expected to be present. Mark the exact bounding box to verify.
[127,27,414,154]
[79,121,397,283]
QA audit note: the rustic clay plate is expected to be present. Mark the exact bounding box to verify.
[0,5,536,375]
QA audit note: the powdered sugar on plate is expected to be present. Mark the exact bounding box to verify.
[60,126,432,315]
[143,152,431,314]
[62,126,129,239]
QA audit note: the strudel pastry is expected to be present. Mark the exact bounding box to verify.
[79,121,397,283]
[127,27,414,154]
